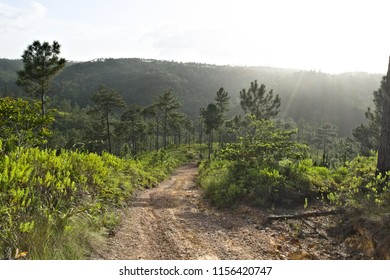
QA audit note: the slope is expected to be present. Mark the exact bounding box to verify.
[0,58,382,136]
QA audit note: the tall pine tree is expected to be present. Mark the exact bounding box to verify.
[201,103,220,160]
[377,57,390,177]
[240,80,280,120]
[154,89,181,149]
[89,85,125,153]
[215,87,230,147]
[353,76,385,155]
[17,41,66,116]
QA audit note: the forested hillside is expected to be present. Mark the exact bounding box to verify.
[0,58,382,136]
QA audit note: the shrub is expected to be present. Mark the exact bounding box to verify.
[198,119,333,208]
[0,144,186,259]
[330,153,390,208]
[199,153,339,208]
[198,160,238,207]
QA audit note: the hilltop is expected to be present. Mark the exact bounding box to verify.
[0,58,382,136]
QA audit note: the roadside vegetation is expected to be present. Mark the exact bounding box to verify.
[0,145,191,259]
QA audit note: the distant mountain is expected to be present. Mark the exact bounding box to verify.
[0,59,23,96]
[0,58,382,136]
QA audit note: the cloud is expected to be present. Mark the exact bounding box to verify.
[0,1,47,33]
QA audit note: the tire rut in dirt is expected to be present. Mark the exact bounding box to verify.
[94,164,361,260]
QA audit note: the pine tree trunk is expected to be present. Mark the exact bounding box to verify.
[218,129,222,148]
[208,130,213,160]
[156,121,159,150]
[41,92,45,117]
[106,110,111,153]
[199,129,203,156]
[377,57,390,179]
[40,88,47,149]
[163,114,167,149]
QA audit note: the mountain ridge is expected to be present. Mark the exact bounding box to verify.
[0,58,383,136]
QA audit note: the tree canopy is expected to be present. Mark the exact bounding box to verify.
[153,89,182,149]
[89,85,125,153]
[16,41,66,116]
[240,80,281,120]
[0,97,54,149]
[0,58,382,136]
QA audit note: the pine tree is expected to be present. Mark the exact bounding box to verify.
[153,89,182,149]
[116,105,145,156]
[143,104,161,150]
[215,87,230,117]
[215,87,230,147]
[239,80,281,120]
[315,122,338,166]
[377,57,390,177]
[17,41,66,116]
[201,103,220,160]
[352,76,385,155]
[168,111,187,147]
[89,85,125,153]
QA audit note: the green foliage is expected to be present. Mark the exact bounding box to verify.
[200,154,339,209]
[138,149,181,181]
[329,153,390,207]
[315,122,338,149]
[116,104,146,156]
[198,160,236,207]
[215,87,230,119]
[284,159,336,197]
[199,118,329,208]
[90,85,126,113]
[221,117,306,167]
[198,117,365,209]
[16,40,66,116]
[0,58,382,137]
[353,76,385,154]
[0,97,54,149]
[328,137,360,168]
[201,132,390,210]
[48,102,91,150]
[152,89,182,149]
[352,123,377,156]
[88,85,126,153]
[0,144,185,259]
[202,103,221,134]
[201,103,221,160]
[239,80,281,120]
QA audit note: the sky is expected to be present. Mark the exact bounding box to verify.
[0,0,389,74]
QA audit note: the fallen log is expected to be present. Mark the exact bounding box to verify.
[266,209,344,222]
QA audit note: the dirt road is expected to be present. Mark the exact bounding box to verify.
[95,164,368,260]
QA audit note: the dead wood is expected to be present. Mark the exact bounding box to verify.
[266,209,344,222]
[300,218,329,240]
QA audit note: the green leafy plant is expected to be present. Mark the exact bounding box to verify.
[0,97,54,149]
[199,118,319,208]
[0,143,187,259]
[329,153,390,208]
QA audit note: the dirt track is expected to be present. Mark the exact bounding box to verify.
[95,164,369,260]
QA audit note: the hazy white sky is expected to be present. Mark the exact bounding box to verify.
[0,0,389,73]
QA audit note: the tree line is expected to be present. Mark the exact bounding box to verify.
[0,55,383,138]
[2,40,390,177]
